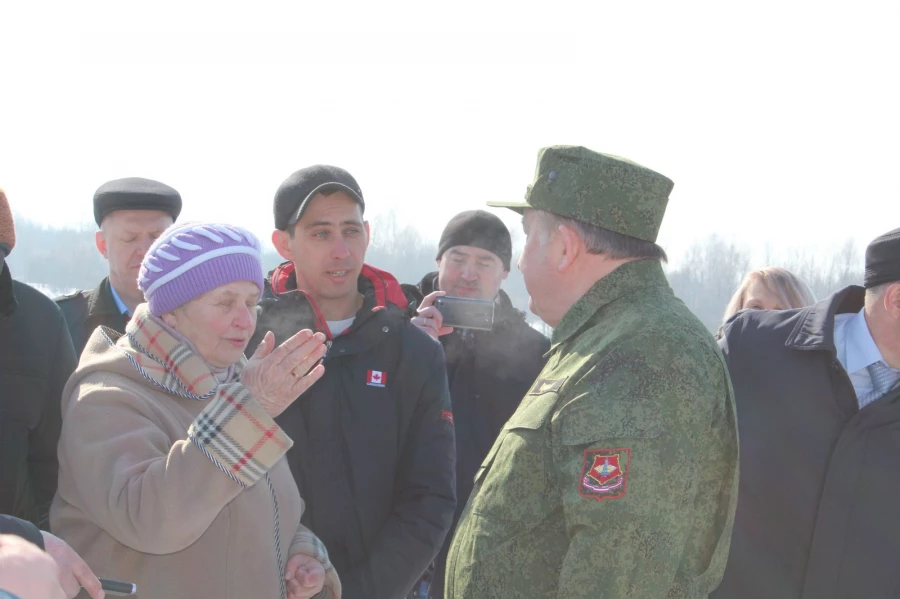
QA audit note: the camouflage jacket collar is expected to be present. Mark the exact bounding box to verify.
[551,259,668,347]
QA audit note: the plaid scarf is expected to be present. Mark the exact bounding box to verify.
[115,304,240,402]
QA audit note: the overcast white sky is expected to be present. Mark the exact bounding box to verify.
[2,1,898,268]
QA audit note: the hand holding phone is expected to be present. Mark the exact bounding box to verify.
[433,296,494,331]
[413,291,455,339]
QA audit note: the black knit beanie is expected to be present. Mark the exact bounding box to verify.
[436,210,512,270]
[864,227,900,288]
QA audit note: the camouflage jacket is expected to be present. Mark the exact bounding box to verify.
[445,259,739,599]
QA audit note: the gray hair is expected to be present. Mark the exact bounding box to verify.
[534,210,668,262]
[866,281,899,307]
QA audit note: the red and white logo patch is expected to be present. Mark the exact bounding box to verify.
[367,370,386,388]
[580,448,631,502]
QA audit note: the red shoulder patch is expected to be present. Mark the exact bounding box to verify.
[579,448,631,502]
[440,410,454,425]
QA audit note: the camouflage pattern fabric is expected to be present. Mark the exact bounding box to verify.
[445,259,739,598]
[487,145,674,243]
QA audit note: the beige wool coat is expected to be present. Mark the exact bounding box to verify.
[50,306,341,599]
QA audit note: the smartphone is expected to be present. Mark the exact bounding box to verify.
[434,297,494,331]
[99,578,137,596]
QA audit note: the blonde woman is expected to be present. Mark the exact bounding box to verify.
[723,267,816,323]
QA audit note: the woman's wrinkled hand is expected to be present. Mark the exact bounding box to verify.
[284,553,326,599]
[241,329,327,418]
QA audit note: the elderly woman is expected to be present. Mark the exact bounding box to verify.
[50,222,341,599]
[722,266,816,323]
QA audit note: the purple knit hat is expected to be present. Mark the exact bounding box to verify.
[138,221,264,316]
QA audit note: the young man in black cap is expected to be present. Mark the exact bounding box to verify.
[249,165,456,599]
[56,177,181,355]
[713,227,900,598]
[402,210,549,599]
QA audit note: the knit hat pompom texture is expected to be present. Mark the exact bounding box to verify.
[139,222,264,316]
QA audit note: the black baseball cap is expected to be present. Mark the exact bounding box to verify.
[274,165,365,231]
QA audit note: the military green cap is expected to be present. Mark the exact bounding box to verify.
[488,145,674,243]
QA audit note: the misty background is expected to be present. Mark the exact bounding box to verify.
[1,2,894,332]
[6,213,865,335]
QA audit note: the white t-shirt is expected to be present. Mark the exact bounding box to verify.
[327,317,356,337]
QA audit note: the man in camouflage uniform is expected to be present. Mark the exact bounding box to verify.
[445,145,739,598]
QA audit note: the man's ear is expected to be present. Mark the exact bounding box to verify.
[501,268,510,281]
[556,222,582,272]
[885,282,900,318]
[364,221,371,249]
[95,230,109,259]
[272,229,293,262]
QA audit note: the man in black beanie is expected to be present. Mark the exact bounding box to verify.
[712,226,900,599]
[56,177,181,355]
[402,210,549,599]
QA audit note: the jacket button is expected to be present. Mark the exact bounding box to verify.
[383,326,389,333]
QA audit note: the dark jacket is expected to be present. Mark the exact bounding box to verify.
[0,514,44,549]
[0,265,77,530]
[402,273,549,599]
[55,277,128,357]
[713,286,900,599]
[248,262,457,599]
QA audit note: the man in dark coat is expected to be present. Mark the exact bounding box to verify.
[249,165,456,599]
[0,190,77,531]
[713,227,900,599]
[56,177,181,355]
[403,210,549,599]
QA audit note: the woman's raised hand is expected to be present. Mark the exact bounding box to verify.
[241,330,327,418]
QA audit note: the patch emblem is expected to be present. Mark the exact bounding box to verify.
[367,370,386,388]
[580,448,630,502]
[440,410,455,424]
[528,377,567,396]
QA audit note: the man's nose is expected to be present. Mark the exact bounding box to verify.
[137,235,155,257]
[332,238,351,260]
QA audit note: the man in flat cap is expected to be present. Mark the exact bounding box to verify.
[402,210,550,599]
[712,227,900,598]
[56,177,181,355]
[445,146,739,599]
[248,165,456,599]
